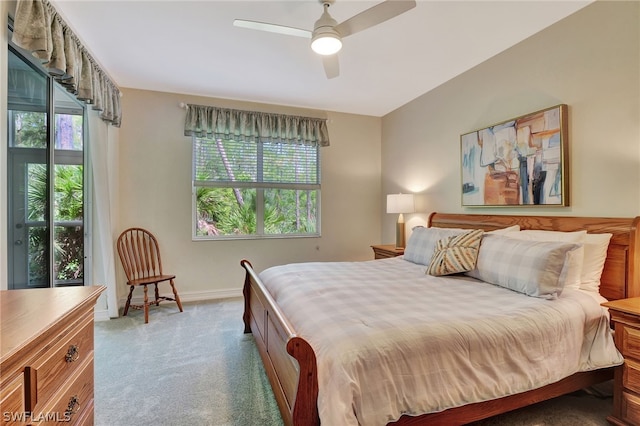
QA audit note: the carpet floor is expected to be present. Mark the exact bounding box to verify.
[94,298,614,425]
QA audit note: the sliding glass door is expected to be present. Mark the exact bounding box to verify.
[7,46,87,289]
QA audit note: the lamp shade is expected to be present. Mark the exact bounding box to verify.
[386,193,415,214]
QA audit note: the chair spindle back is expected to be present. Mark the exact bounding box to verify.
[117,228,164,282]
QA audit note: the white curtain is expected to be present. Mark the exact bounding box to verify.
[88,110,119,318]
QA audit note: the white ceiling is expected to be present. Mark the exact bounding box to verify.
[52,0,593,117]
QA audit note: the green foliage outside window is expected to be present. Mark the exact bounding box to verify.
[24,162,84,283]
[195,187,317,236]
[13,111,84,283]
[12,111,47,148]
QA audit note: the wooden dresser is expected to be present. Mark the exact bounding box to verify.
[602,297,640,425]
[1,286,105,425]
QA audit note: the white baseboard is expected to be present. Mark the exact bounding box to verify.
[95,309,111,322]
[95,288,243,321]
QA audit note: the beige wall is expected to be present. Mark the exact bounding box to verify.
[381,1,640,244]
[117,89,381,301]
[4,1,638,299]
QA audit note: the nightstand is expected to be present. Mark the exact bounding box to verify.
[602,297,640,425]
[371,244,404,259]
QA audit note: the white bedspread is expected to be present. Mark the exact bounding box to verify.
[259,257,623,426]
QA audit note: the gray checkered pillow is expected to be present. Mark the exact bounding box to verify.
[403,227,467,266]
[466,234,581,299]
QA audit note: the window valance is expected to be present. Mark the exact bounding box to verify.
[184,104,330,147]
[11,0,122,127]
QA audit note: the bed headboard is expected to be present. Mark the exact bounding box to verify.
[428,213,640,301]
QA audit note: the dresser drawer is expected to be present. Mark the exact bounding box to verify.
[0,373,25,425]
[624,358,640,394]
[621,325,640,359]
[34,357,94,426]
[622,390,640,425]
[29,314,94,411]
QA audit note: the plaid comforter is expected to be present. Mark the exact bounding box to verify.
[259,257,622,426]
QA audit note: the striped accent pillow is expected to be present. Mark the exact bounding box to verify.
[427,229,484,276]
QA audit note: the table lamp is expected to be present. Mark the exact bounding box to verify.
[387,193,415,249]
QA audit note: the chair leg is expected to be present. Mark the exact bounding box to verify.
[154,283,160,306]
[170,279,184,312]
[143,285,149,324]
[123,285,135,316]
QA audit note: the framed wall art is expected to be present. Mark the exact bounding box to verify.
[461,104,568,207]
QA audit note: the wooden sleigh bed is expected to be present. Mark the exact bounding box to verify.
[241,213,640,425]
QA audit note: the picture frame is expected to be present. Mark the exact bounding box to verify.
[461,104,569,207]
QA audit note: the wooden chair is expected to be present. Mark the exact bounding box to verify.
[116,227,184,323]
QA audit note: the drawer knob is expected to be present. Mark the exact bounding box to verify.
[65,345,80,363]
[65,395,80,416]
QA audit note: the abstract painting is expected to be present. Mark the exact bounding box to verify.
[461,104,568,207]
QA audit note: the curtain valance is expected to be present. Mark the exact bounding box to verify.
[184,104,330,147]
[11,0,122,127]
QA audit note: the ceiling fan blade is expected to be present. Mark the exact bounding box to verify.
[233,19,312,39]
[334,0,416,38]
[323,55,340,79]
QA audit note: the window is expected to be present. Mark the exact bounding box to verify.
[193,137,320,239]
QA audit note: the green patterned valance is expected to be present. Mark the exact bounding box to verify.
[184,104,329,147]
[12,0,122,126]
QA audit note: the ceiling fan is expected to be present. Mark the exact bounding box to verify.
[233,0,417,79]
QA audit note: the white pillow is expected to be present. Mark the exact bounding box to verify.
[508,229,587,241]
[466,234,582,299]
[581,233,613,293]
[487,225,521,234]
[403,227,467,266]
[501,230,586,290]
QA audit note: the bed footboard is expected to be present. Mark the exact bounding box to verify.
[241,259,319,426]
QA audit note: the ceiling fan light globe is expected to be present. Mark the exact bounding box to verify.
[311,33,342,55]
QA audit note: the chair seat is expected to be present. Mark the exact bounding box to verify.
[129,274,176,286]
